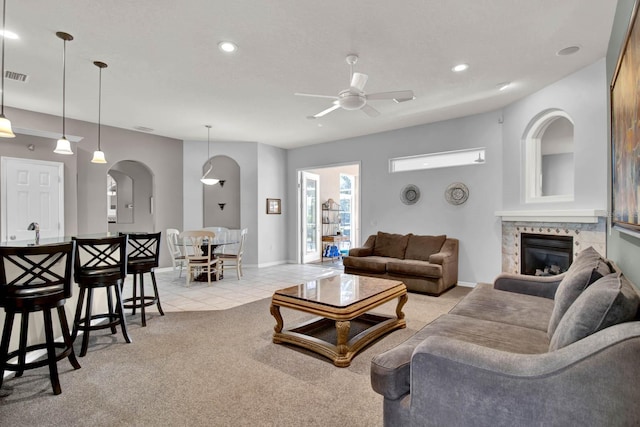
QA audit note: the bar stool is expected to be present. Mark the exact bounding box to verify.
[122,232,164,327]
[0,242,80,395]
[72,235,131,357]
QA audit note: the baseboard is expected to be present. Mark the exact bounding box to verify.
[457,281,476,288]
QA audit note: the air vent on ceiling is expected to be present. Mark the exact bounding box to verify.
[5,70,28,82]
[133,126,154,132]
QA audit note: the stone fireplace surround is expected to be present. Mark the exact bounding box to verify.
[496,210,607,275]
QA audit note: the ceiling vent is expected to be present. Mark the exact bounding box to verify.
[133,126,154,132]
[5,70,28,82]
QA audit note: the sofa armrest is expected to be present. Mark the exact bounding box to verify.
[348,234,376,257]
[427,238,457,265]
[408,322,640,426]
[428,238,458,287]
[493,272,564,299]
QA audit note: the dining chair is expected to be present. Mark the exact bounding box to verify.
[218,228,248,280]
[121,232,164,327]
[72,235,131,357]
[166,228,186,277]
[0,242,81,395]
[181,230,221,287]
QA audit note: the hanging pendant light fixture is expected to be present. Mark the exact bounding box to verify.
[200,125,219,185]
[0,0,15,138]
[91,61,107,164]
[53,31,73,155]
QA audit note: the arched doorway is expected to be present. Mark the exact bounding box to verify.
[107,160,155,233]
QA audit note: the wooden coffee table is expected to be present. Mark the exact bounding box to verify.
[270,274,408,367]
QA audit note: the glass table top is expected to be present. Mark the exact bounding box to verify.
[274,274,403,308]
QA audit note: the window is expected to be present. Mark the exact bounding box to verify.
[339,174,353,237]
[523,109,574,203]
[389,147,485,173]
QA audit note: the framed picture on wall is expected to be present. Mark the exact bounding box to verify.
[611,0,640,231]
[266,198,281,214]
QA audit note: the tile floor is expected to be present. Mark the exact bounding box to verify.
[142,262,344,312]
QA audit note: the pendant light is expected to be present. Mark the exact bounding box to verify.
[91,61,107,164]
[0,0,14,138]
[54,31,73,155]
[200,125,219,185]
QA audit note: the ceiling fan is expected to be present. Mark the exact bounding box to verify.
[295,54,415,119]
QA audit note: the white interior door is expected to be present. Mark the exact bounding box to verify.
[301,171,321,263]
[1,157,64,243]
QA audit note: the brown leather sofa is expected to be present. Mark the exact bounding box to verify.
[343,231,459,295]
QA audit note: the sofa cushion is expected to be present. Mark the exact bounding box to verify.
[372,232,410,259]
[450,283,554,332]
[549,273,640,351]
[547,246,611,338]
[386,259,441,278]
[404,234,446,261]
[371,314,549,400]
[342,255,389,273]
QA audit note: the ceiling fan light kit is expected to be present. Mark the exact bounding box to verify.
[295,54,414,119]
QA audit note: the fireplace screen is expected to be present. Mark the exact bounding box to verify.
[521,234,573,276]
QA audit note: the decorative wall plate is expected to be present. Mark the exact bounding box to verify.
[445,182,469,205]
[400,184,420,205]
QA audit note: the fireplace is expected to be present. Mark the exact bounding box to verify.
[521,233,573,276]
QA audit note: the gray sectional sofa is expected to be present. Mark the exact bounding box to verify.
[343,232,458,295]
[371,247,640,426]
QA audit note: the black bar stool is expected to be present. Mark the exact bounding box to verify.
[72,235,131,357]
[122,232,164,327]
[0,242,80,395]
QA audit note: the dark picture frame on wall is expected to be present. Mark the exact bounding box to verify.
[266,198,281,214]
[611,0,640,232]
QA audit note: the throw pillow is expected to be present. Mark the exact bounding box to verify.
[372,232,410,259]
[549,272,639,351]
[547,246,611,338]
[404,234,446,261]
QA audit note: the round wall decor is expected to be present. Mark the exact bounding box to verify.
[445,182,469,205]
[400,184,421,205]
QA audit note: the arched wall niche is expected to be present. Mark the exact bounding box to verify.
[107,160,155,233]
[522,109,575,203]
[203,155,241,228]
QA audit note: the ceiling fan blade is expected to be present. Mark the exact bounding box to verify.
[361,104,380,117]
[313,104,341,118]
[366,90,414,101]
[350,72,368,92]
[295,92,339,100]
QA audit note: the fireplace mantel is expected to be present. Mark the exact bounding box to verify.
[495,209,607,224]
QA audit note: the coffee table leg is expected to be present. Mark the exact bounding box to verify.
[335,320,350,356]
[396,293,408,320]
[270,303,283,333]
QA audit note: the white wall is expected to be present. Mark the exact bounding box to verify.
[501,59,608,210]
[257,143,288,266]
[287,110,504,284]
[183,140,287,266]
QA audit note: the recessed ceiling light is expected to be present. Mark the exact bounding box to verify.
[218,41,237,53]
[452,63,469,72]
[497,82,512,91]
[556,45,580,56]
[0,30,18,40]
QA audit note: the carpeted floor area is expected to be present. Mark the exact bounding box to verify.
[0,286,469,426]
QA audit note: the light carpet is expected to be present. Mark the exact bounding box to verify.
[0,286,469,426]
